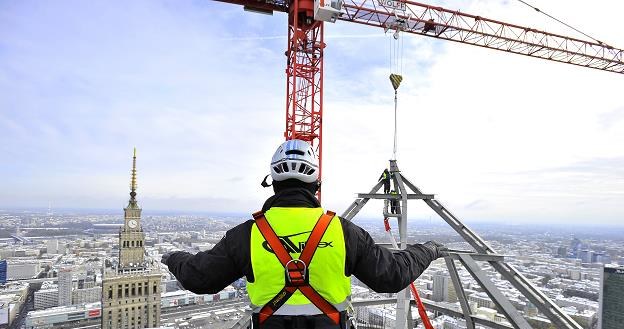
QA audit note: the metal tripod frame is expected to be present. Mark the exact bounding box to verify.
[341,160,581,329]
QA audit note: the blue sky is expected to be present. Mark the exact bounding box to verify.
[1,0,623,225]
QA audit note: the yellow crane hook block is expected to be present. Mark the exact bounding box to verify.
[389,73,403,91]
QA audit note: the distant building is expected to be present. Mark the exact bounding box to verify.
[569,269,582,280]
[565,308,597,329]
[0,250,13,260]
[101,149,161,329]
[77,275,96,290]
[34,289,58,310]
[578,250,593,263]
[594,253,612,265]
[72,287,101,305]
[432,272,446,302]
[163,279,181,292]
[46,240,58,254]
[432,272,457,302]
[25,302,101,328]
[57,242,67,255]
[0,261,6,284]
[6,261,40,280]
[598,264,624,329]
[555,296,599,312]
[525,301,538,317]
[159,287,236,308]
[476,307,497,321]
[0,300,12,327]
[556,246,567,258]
[57,268,72,307]
[570,238,582,257]
[469,293,495,310]
[0,283,29,327]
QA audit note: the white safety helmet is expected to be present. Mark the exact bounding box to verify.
[270,139,319,183]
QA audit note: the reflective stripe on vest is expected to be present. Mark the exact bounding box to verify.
[248,207,351,316]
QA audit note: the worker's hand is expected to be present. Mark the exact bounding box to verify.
[161,251,176,266]
[423,241,449,259]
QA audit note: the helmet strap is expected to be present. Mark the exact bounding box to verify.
[261,175,273,188]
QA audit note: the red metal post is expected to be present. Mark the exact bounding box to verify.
[285,0,325,200]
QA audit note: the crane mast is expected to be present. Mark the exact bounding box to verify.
[284,0,324,199]
[216,0,325,198]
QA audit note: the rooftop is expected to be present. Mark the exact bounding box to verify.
[27,302,101,318]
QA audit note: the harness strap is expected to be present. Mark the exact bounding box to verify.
[252,210,340,325]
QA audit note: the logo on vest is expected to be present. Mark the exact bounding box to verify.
[262,231,333,254]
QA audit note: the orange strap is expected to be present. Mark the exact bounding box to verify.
[383,217,434,329]
[411,284,434,329]
[253,210,341,325]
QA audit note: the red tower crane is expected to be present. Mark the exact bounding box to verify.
[212,3,622,329]
[215,0,624,199]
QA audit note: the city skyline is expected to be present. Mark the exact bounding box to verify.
[0,148,621,328]
[2,205,622,328]
[1,1,624,225]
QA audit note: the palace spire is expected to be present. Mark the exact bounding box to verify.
[128,147,138,208]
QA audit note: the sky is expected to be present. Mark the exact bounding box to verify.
[1,0,623,225]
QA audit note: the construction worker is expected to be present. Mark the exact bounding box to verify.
[378,168,391,194]
[390,190,400,214]
[161,139,448,328]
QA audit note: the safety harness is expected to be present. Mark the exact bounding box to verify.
[252,210,341,325]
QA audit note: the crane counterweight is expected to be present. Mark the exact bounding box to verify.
[314,0,343,23]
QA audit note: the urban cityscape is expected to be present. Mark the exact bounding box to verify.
[3,0,624,328]
[0,154,622,329]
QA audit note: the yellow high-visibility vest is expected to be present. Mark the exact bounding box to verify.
[247,207,351,314]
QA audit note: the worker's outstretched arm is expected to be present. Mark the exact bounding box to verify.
[342,218,446,293]
[163,223,249,294]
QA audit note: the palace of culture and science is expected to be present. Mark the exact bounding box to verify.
[101,149,162,328]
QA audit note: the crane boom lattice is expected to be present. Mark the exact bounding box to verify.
[339,0,624,73]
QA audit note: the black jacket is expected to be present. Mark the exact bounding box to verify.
[166,188,440,296]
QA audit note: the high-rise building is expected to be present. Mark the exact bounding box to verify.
[598,264,624,329]
[556,246,567,258]
[58,242,67,255]
[101,149,161,329]
[578,250,593,263]
[432,272,457,302]
[432,272,447,302]
[46,240,59,254]
[0,260,6,284]
[57,267,72,306]
[570,237,582,257]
